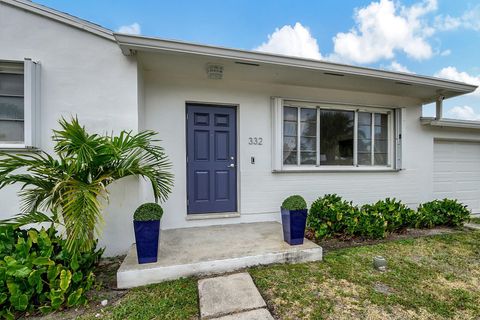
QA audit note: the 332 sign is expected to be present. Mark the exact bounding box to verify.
[248,137,263,145]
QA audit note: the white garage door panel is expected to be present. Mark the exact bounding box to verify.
[433,140,480,214]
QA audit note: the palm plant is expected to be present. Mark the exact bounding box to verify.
[0,117,173,253]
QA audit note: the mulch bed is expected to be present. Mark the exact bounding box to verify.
[306,226,461,253]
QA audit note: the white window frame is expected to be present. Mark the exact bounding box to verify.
[0,59,40,150]
[271,97,400,172]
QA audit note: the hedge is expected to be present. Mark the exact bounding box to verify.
[307,194,470,240]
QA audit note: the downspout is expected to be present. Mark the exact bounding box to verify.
[435,95,445,120]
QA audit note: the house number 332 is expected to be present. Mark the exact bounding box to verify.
[248,137,263,145]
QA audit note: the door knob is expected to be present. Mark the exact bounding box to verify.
[228,163,235,168]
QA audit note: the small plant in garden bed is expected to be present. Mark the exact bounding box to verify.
[359,198,416,239]
[0,225,103,319]
[416,198,470,228]
[307,194,359,239]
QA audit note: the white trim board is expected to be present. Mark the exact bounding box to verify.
[114,33,477,102]
[421,117,480,130]
[1,0,114,41]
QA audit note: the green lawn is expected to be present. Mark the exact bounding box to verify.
[65,231,480,320]
[78,278,198,320]
[250,230,480,320]
[470,216,480,224]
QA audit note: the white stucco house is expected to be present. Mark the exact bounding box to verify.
[1,0,479,258]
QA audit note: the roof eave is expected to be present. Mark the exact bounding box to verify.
[114,33,478,97]
[2,0,114,41]
[421,117,480,130]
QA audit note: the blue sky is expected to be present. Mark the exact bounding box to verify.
[35,0,480,120]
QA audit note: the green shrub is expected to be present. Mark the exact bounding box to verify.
[307,194,359,239]
[308,196,416,240]
[359,198,415,238]
[356,205,388,239]
[416,199,470,228]
[306,195,471,241]
[281,195,307,211]
[0,225,103,318]
[134,203,164,221]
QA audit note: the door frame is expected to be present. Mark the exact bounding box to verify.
[185,101,241,217]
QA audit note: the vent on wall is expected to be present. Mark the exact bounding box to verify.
[324,72,345,77]
[206,64,224,80]
[235,61,260,67]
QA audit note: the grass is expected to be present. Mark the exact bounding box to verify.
[469,216,480,224]
[77,278,198,320]
[250,230,480,320]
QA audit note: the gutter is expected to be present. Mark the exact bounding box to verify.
[420,117,480,130]
[114,33,478,96]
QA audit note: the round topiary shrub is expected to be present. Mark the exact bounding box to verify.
[281,195,307,211]
[134,203,164,221]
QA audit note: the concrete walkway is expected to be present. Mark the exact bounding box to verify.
[198,273,274,319]
[465,223,480,230]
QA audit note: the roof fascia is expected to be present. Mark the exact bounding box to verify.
[2,0,114,41]
[114,33,478,95]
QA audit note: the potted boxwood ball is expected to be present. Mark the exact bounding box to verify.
[133,203,163,264]
[281,195,308,245]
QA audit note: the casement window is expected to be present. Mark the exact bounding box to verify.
[0,59,40,149]
[272,98,403,171]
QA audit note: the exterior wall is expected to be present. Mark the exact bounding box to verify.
[143,72,444,230]
[0,3,140,256]
[2,2,479,256]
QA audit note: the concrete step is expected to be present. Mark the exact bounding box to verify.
[117,222,323,288]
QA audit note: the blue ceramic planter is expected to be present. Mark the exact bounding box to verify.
[134,220,160,264]
[281,208,307,245]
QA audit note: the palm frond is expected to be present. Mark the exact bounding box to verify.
[58,178,106,253]
[100,129,174,202]
[0,211,58,227]
[0,116,174,253]
[53,116,105,170]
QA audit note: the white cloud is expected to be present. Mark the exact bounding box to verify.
[434,67,480,96]
[331,0,437,64]
[388,61,414,73]
[435,5,480,31]
[254,22,322,60]
[446,106,480,120]
[435,15,461,31]
[440,49,451,56]
[116,22,141,35]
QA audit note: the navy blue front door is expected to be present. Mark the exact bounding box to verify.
[186,104,237,214]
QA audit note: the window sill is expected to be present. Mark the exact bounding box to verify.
[0,144,40,152]
[273,167,401,173]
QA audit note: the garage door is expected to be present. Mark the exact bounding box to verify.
[434,140,480,213]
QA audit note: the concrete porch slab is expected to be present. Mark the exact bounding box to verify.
[117,222,323,288]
